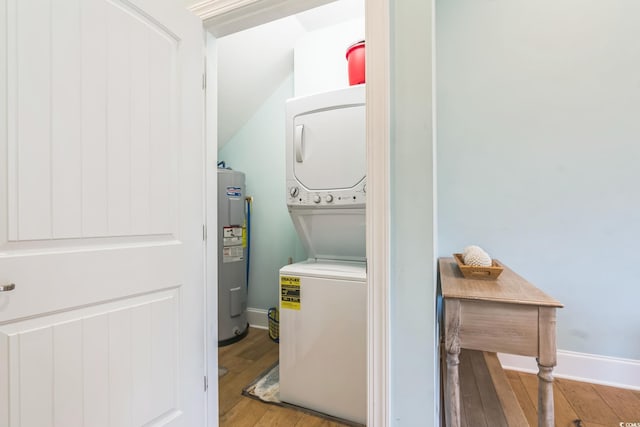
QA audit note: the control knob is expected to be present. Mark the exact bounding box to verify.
[326,194,334,203]
[313,195,321,204]
[289,187,299,198]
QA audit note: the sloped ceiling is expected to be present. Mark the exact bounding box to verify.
[216,0,364,148]
[216,17,304,147]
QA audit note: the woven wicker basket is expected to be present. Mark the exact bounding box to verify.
[268,307,279,343]
[453,253,504,280]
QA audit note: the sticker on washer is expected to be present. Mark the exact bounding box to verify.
[280,276,300,310]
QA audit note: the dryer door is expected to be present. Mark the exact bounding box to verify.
[293,104,365,191]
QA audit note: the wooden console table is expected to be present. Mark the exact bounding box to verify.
[439,257,563,427]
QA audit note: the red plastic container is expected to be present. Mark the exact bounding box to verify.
[346,40,365,85]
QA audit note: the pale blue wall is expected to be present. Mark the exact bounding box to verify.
[390,0,438,425]
[218,74,306,311]
[437,0,640,359]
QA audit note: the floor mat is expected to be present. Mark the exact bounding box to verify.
[241,362,365,427]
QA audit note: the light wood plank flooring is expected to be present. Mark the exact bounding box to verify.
[453,350,529,427]
[506,369,640,427]
[218,327,351,427]
[221,328,640,426]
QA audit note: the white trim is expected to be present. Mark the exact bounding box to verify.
[498,350,640,391]
[204,31,220,427]
[198,1,391,426]
[0,0,7,246]
[430,0,439,423]
[189,0,336,37]
[188,0,259,22]
[366,1,391,426]
[246,307,269,330]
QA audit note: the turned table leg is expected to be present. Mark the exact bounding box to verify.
[537,307,557,427]
[445,299,461,427]
[537,362,555,427]
[446,346,461,427]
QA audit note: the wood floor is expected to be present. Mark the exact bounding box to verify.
[218,327,351,427]
[506,370,640,427]
[220,327,640,426]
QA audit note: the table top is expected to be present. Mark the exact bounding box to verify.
[439,257,563,308]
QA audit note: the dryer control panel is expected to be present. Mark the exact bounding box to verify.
[286,179,366,208]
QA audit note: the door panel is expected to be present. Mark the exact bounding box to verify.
[8,0,178,241]
[0,290,180,427]
[0,0,205,426]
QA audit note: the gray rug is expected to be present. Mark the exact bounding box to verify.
[242,362,365,427]
[243,363,280,403]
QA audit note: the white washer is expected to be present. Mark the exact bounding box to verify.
[279,260,366,425]
[280,85,367,424]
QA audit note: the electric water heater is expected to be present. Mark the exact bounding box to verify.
[217,168,248,345]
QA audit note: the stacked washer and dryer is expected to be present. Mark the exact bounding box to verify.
[279,85,366,425]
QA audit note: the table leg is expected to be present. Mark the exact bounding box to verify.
[445,299,461,427]
[446,346,461,427]
[537,307,557,427]
[537,363,554,427]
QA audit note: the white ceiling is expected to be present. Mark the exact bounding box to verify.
[216,0,364,148]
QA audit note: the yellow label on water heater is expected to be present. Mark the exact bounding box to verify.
[242,226,247,248]
[280,276,300,310]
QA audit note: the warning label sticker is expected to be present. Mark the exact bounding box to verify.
[223,246,243,263]
[226,186,242,197]
[280,276,300,310]
[222,226,244,263]
[223,226,243,240]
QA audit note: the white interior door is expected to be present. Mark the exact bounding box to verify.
[0,0,205,426]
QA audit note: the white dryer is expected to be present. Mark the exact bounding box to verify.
[279,85,367,425]
[285,84,366,262]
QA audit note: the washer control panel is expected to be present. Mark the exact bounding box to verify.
[286,179,366,207]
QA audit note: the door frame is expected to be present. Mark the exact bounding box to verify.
[191,1,391,426]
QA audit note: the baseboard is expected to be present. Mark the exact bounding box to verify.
[498,350,640,391]
[247,308,269,330]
